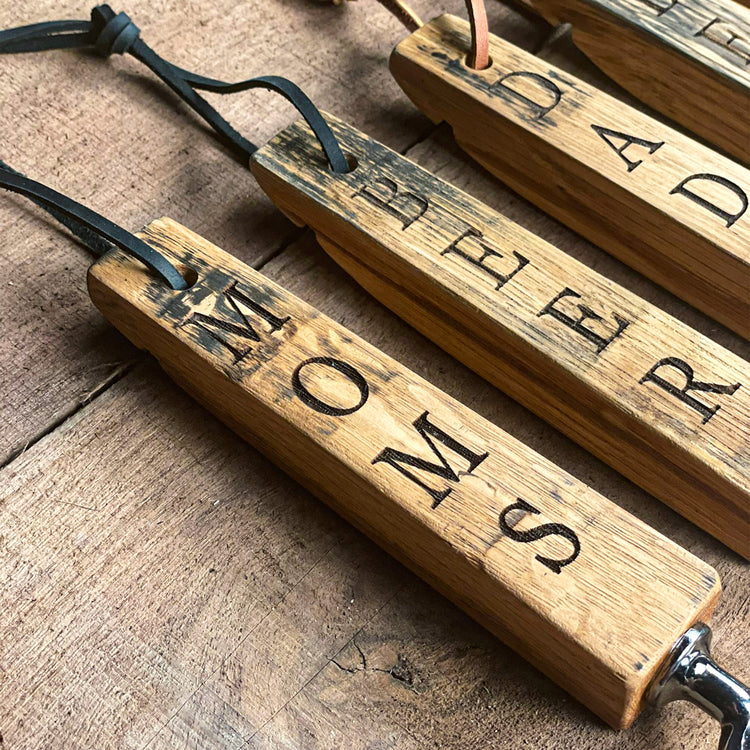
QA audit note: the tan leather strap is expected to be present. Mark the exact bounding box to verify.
[465,0,490,69]
[374,0,490,70]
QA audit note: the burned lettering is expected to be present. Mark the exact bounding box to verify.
[489,71,562,120]
[590,125,664,172]
[639,357,741,423]
[181,281,290,363]
[498,498,581,573]
[441,224,529,290]
[670,174,748,227]
[538,288,630,353]
[354,177,428,229]
[292,357,370,416]
[373,411,488,508]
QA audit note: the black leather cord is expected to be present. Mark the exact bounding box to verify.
[0,161,188,290]
[0,5,350,173]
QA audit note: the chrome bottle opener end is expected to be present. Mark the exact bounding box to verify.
[650,624,750,750]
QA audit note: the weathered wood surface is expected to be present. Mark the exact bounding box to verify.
[2,227,748,749]
[390,14,750,338]
[0,0,542,466]
[1,1,748,748]
[251,114,750,558]
[526,0,750,163]
[87,217,722,728]
[2,228,748,748]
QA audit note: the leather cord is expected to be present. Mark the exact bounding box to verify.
[374,0,490,70]
[0,5,350,173]
[374,0,423,32]
[0,160,188,290]
[465,0,490,70]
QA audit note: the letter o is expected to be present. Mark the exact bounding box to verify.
[292,356,370,416]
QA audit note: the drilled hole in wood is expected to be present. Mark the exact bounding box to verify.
[465,54,493,71]
[332,153,358,174]
[177,265,199,288]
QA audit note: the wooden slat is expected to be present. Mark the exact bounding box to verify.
[250,115,750,558]
[527,0,750,163]
[0,0,545,465]
[0,2,743,747]
[389,14,750,337]
[86,217,720,729]
[2,234,745,749]
[0,362,403,749]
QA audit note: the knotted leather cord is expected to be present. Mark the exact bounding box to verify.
[374,0,490,70]
[0,5,350,173]
[0,161,188,290]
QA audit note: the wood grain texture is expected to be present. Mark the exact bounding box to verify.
[1,3,746,747]
[2,231,747,750]
[527,0,750,163]
[86,217,721,729]
[0,360,405,749]
[250,114,750,558]
[389,14,750,338]
[0,0,544,465]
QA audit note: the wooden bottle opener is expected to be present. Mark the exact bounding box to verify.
[387,14,750,338]
[3,4,746,554]
[525,0,750,165]
[250,114,750,559]
[87,216,748,738]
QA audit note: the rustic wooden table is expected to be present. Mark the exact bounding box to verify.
[0,1,747,748]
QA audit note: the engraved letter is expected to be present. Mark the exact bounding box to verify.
[292,357,370,416]
[636,0,678,15]
[181,281,290,363]
[670,173,748,227]
[695,18,750,65]
[498,498,581,573]
[591,125,664,172]
[538,288,630,353]
[639,357,740,423]
[373,411,489,508]
[441,225,529,290]
[354,177,428,229]
[490,71,562,120]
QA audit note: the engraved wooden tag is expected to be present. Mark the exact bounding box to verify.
[527,0,750,164]
[388,14,750,338]
[87,217,720,729]
[250,114,750,559]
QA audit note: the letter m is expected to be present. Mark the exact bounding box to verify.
[372,412,489,508]
[181,281,290,363]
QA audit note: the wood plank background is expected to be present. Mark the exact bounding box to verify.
[0,1,746,748]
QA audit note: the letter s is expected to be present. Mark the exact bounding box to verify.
[499,498,581,573]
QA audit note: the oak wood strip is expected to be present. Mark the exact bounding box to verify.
[527,0,750,163]
[0,361,399,749]
[85,217,721,728]
[1,233,746,749]
[250,114,750,558]
[0,0,544,464]
[402,47,744,353]
[389,14,750,338]
[0,4,744,746]
[209,238,750,750]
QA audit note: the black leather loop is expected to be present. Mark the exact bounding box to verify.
[0,4,350,173]
[0,161,188,290]
[0,20,91,53]
[92,9,139,56]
